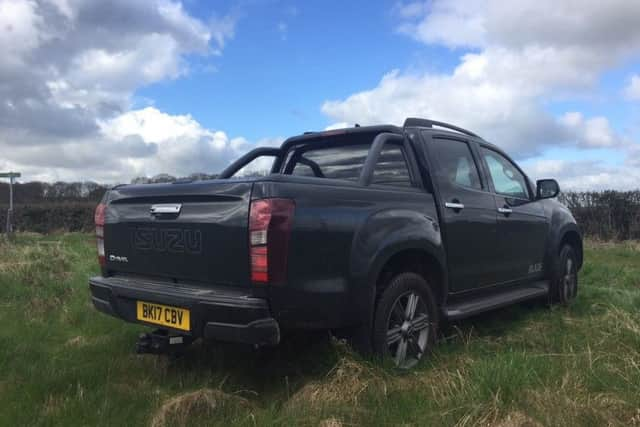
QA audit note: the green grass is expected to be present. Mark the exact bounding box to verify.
[0,234,639,426]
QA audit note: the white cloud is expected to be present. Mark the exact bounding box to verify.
[324,0,640,164]
[1,106,251,183]
[625,74,640,100]
[0,0,44,65]
[100,107,247,179]
[558,113,621,148]
[209,14,237,54]
[484,0,640,50]
[321,66,623,156]
[393,1,428,20]
[0,0,242,182]
[324,122,350,131]
[524,158,640,191]
[398,0,486,48]
[44,0,74,20]
[397,0,640,51]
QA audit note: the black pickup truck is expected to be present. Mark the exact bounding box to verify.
[89,118,582,369]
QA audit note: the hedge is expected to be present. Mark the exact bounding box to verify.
[0,203,97,234]
[1,191,639,240]
[558,191,640,240]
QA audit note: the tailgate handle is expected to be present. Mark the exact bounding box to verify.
[150,204,182,215]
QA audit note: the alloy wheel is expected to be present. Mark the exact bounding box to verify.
[386,291,430,369]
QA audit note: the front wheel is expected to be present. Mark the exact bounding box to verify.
[551,244,579,305]
[372,272,438,369]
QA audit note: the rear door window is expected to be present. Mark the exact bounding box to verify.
[430,138,483,190]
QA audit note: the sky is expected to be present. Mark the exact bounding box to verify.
[0,0,639,190]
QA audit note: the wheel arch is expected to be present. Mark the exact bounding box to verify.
[560,228,583,270]
[368,244,447,307]
[348,207,445,329]
[545,222,583,275]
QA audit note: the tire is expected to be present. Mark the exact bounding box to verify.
[550,244,579,305]
[372,272,438,369]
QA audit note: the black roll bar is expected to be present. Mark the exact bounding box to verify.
[358,133,405,186]
[218,147,282,179]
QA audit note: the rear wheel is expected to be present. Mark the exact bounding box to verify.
[372,272,438,369]
[551,244,578,305]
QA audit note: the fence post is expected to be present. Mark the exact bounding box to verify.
[1,172,21,239]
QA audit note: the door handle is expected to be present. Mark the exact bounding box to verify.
[445,202,465,210]
[498,207,513,215]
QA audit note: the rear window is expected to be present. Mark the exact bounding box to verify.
[371,145,413,187]
[284,142,413,187]
[291,145,367,181]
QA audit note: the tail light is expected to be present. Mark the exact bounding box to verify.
[95,203,106,267]
[249,198,295,285]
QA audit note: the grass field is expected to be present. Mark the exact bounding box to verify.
[0,234,639,426]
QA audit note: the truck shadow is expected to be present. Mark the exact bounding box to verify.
[161,298,555,400]
[164,329,341,401]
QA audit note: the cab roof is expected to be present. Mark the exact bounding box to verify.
[281,118,489,152]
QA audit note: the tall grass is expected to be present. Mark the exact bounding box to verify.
[0,234,639,426]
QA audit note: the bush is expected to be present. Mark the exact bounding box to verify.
[0,190,639,240]
[0,181,107,204]
[559,191,640,240]
[0,203,96,234]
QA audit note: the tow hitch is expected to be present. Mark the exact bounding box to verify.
[135,329,193,355]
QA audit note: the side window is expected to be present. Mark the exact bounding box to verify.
[430,138,482,190]
[481,148,530,199]
[371,144,412,187]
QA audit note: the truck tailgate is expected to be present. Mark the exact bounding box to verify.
[103,180,252,287]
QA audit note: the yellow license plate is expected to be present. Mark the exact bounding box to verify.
[136,301,190,331]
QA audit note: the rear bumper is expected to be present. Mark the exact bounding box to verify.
[89,275,279,346]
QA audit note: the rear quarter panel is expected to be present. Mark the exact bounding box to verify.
[253,176,442,329]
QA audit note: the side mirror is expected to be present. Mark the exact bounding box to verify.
[536,179,559,199]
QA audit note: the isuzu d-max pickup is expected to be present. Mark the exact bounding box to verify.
[89,118,582,369]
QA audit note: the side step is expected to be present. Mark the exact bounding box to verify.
[444,281,549,321]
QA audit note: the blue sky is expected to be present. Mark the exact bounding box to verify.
[1,0,639,188]
[137,0,461,140]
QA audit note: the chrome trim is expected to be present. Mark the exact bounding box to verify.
[445,202,465,210]
[150,203,182,215]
